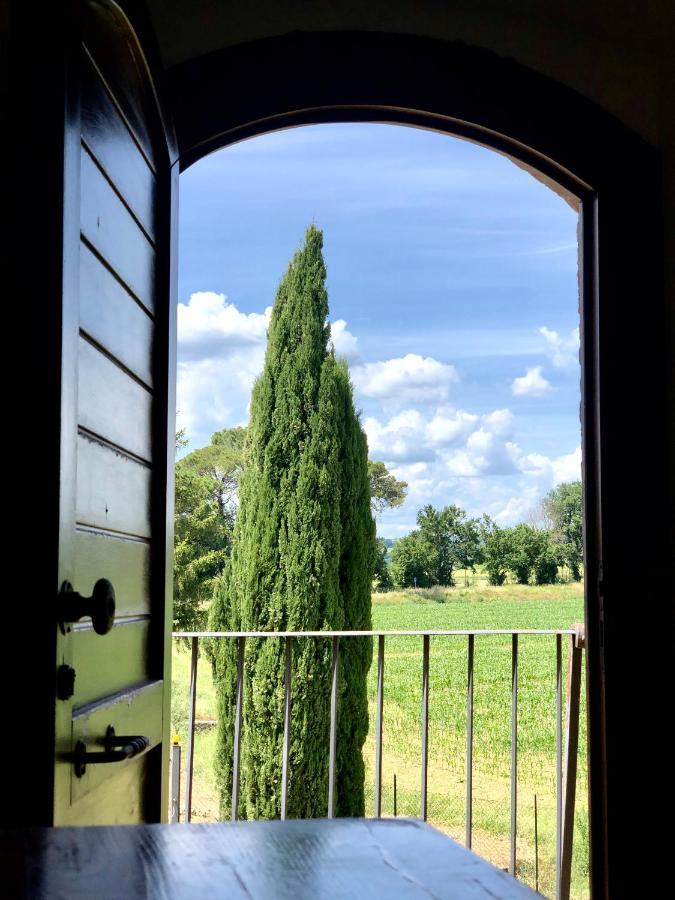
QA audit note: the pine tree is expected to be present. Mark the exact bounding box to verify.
[209,225,373,819]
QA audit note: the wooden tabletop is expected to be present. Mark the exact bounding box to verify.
[2,817,538,899]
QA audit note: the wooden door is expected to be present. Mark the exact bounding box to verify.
[53,0,176,825]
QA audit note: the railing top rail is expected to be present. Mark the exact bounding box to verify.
[172,629,577,638]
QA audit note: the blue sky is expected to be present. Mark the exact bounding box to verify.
[177,123,581,537]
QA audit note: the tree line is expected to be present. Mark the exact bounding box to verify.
[376,480,583,591]
[175,427,583,629]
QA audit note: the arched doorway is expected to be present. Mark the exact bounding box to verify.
[166,31,668,894]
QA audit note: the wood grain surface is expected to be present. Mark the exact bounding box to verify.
[2,818,537,899]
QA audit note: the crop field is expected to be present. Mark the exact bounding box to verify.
[171,579,588,898]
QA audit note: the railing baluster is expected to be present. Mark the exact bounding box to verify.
[281,636,293,820]
[560,626,584,900]
[466,633,474,848]
[374,634,385,817]
[184,635,198,823]
[421,633,430,821]
[231,635,245,821]
[556,633,563,899]
[327,635,339,818]
[170,738,181,824]
[510,633,518,877]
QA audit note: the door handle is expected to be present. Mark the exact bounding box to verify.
[72,725,150,777]
[59,578,116,635]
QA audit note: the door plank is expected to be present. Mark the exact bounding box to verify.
[80,148,155,309]
[76,433,151,537]
[59,753,150,826]
[72,621,151,707]
[79,242,154,378]
[81,53,156,240]
[78,336,152,462]
[80,9,161,172]
[74,528,151,618]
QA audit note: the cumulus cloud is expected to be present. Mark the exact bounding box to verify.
[511,365,552,397]
[481,408,514,436]
[329,319,360,361]
[352,353,458,405]
[361,400,581,535]
[177,291,271,362]
[492,495,536,525]
[552,445,582,483]
[444,434,521,478]
[363,409,435,463]
[517,445,581,486]
[426,407,479,446]
[539,326,580,368]
[176,352,264,445]
[488,446,582,526]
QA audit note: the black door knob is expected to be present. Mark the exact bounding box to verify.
[59,579,116,635]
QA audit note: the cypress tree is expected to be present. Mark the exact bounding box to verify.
[335,358,375,816]
[209,225,373,819]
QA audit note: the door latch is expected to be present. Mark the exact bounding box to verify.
[72,725,150,777]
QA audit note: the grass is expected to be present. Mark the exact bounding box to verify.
[171,579,588,899]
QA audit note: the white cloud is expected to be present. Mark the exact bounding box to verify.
[329,319,360,362]
[352,353,458,405]
[444,434,521,478]
[426,407,479,446]
[363,409,435,463]
[177,291,271,362]
[487,447,581,527]
[492,496,536,525]
[539,326,580,368]
[511,365,552,397]
[481,408,514,437]
[552,445,582,483]
[516,445,581,486]
[176,351,264,446]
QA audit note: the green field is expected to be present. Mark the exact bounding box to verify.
[171,580,588,898]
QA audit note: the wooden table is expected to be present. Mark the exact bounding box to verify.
[2,818,538,898]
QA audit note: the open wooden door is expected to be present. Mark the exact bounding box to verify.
[51,0,177,824]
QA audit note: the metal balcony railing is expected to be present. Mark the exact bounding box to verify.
[171,627,585,900]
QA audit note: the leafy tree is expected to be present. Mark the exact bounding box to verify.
[209,225,373,820]
[504,523,540,584]
[390,530,436,588]
[504,523,558,585]
[453,517,484,585]
[416,504,468,586]
[367,460,408,515]
[479,515,510,586]
[372,537,392,591]
[533,541,560,585]
[180,426,246,520]
[543,480,583,580]
[173,455,230,633]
